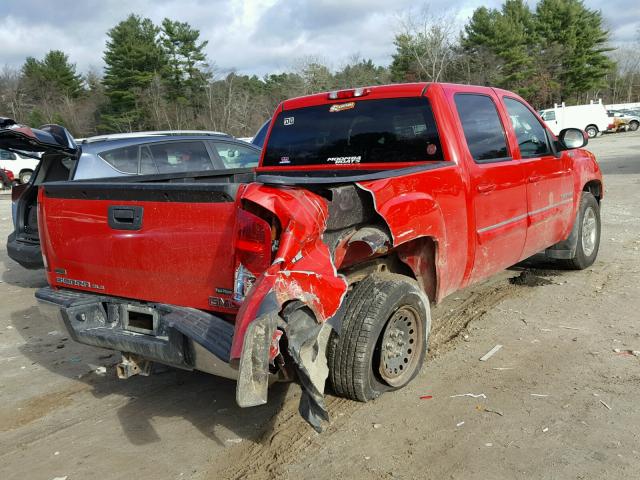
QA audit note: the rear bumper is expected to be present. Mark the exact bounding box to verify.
[35,286,238,380]
[7,232,43,269]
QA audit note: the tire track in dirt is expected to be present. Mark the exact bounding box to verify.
[214,275,526,480]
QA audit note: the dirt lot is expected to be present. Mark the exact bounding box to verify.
[1,131,639,480]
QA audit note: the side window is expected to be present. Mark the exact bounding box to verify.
[140,146,158,174]
[504,97,551,158]
[0,149,16,160]
[212,142,259,169]
[99,146,139,173]
[454,94,509,163]
[543,111,556,121]
[148,141,213,174]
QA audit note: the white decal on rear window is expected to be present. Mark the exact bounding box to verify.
[327,156,361,164]
[284,117,294,126]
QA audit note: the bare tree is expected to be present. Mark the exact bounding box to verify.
[395,7,459,82]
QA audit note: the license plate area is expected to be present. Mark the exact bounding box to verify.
[122,304,158,335]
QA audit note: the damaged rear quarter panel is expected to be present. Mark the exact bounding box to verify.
[357,166,470,301]
[230,183,348,360]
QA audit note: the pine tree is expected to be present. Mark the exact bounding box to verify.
[461,0,537,95]
[535,0,613,102]
[160,18,211,107]
[22,50,83,100]
[102,14,167,131]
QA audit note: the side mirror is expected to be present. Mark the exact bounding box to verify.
[558,128,588,150]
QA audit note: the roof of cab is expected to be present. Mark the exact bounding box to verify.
[282,83,431,110]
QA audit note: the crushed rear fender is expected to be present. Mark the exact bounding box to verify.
[233,184,347,431]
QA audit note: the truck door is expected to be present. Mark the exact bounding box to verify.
[452,92,528,283]
[502,96,574,258]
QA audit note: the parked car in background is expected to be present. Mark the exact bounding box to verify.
[1,124,261,269]
[250,118,271,148]
[0,148,40,183]
[1,167,14,189]
[608,110,640,132]
[539,101,611,138]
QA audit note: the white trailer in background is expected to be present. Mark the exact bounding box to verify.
[539,100,611,138]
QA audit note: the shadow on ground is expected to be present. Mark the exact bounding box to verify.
[11,305,292,448]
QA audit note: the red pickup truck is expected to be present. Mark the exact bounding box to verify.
[31,83,602,431]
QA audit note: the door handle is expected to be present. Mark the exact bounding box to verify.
[108,205,144,231]
[477,183,496,193]
[528,175,544,183]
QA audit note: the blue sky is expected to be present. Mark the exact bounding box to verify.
[0,0,637,76]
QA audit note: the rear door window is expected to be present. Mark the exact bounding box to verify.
[454,94,510,163]
[262,97,443,167]
[99,146,139,173]
[212,142,260,169]
[148,141,214,174]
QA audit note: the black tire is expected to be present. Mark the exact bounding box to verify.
[629,120,639,132]
[328,273,430,402]
[19,170,33,184]
[585,125,598,138]
[561,192,601,270]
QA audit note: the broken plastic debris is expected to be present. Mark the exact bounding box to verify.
[559,325,581,331]
[95,366,107,375]
[51,477,68,480]
[419,395,433,400]
[483,407,504,416]
[450,393,487,399]
[530,394,550,397]
[485,443,493,447]
[492,367,514,371]
[600,400,612,410]
[613,348,640,356]
[542,427,549,433]
[456,421,465,427]
[373,423,382,429]
[479,344,503,362]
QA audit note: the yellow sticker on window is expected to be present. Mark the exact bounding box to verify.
[329,102,355,113]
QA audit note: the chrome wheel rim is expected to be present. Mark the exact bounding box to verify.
[581,207,597,257]
[379,306,422,387]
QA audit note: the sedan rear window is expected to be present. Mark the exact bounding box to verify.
[262,97,443,167]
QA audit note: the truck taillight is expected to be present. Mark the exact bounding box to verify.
[233,209,273,302]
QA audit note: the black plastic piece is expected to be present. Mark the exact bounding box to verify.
[165,308,234,363]
[43,182,236,202]
[256,162,450,186]
[108,205,143,230]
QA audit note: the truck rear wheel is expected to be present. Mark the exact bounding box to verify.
[328,273,430,402]
[585,125,598,138]
[561,192,601,270]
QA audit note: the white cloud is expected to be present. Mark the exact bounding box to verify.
[0,0,636,76]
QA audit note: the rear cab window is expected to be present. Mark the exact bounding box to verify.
[262,97,444,168]
[454,94,510,163]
